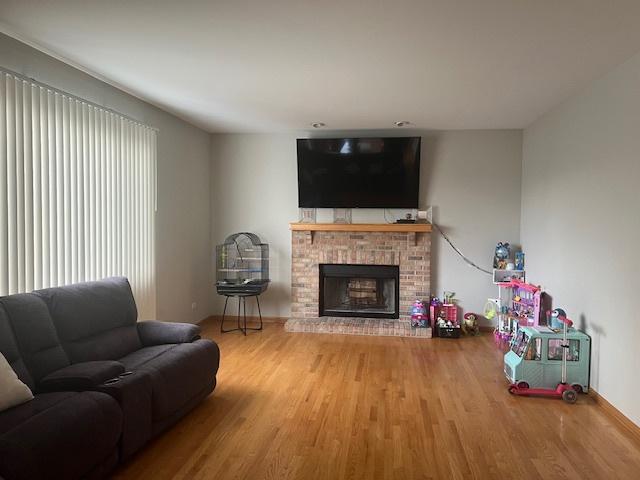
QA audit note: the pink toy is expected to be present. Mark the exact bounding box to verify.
[430,296,459,337]
[410,300,428,328]
[494,279,542,346]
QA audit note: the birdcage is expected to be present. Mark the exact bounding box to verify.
[216,232,269,295]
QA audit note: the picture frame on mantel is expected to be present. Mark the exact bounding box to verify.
[333,208,352,224]
[299,208,317,224]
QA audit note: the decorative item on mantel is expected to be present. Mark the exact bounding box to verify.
[216,232,270,335]
[332,208,352,224]
[299,208,317,224]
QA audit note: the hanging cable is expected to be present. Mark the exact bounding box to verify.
[431,223,493,275]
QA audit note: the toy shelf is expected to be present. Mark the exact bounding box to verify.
[493,269,525,285]
[512,300,534,307]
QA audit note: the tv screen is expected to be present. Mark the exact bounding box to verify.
[297,137,421,208]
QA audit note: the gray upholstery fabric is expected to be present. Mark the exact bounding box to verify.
[118,344,177,371]
[118,339,220,420]
[137,321,201,346]
[0,294,70,385]
[81,450,119,480]
[96,371,153,460]
[34,277,141,363]
[0,392,75,435]
[0,306,34,391]
[0,392,122,480]
[39,361,125,392]
[151,380,215,437]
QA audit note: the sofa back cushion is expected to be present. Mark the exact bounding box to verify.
[0,294,70,385]
[0,305,35,390]
[34,277,141,363]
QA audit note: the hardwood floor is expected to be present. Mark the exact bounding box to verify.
[112,319,640,480]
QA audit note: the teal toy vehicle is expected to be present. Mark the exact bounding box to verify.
[504,325,590,394]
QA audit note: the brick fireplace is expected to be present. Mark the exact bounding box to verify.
[290,224,431,322]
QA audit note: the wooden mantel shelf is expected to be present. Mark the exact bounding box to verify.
[289,222,432,233]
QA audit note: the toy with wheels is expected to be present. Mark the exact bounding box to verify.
[505,309,590,403]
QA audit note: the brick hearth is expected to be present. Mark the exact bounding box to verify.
[291,229,431,321]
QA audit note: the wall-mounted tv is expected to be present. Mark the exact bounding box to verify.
[297,137,421,208]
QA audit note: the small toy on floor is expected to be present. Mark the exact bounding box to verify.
[462,313,480,336]
[410,299,429,328]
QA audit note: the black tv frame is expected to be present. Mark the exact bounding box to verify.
[296,137,421,209]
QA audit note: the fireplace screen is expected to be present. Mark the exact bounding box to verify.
[319,264,399,319]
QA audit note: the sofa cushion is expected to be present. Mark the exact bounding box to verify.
[34,277,142,363]
[38,361,126,392]
[0,391,122,480]
[0,353,33,413]
[0,306,34,390]
[118,339,220,420]
[0,392,75,435]
[0,294,70,386]
[118,344,177,371]
[137,320,201,346]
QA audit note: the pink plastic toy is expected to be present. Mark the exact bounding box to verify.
[494,279,542,346]
[410,300,428,328]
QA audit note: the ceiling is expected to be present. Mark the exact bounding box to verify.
[2,0,640,133]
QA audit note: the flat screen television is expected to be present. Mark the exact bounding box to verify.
[297,137,421,208]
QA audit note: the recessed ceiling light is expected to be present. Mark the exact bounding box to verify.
[311,122,326,128]
[394,121,411,127]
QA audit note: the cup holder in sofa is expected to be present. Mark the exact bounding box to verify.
[103,371,135,385]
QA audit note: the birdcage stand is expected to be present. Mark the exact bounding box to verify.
[220,293,263,335]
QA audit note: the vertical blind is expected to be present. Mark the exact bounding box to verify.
[0,70,157,319]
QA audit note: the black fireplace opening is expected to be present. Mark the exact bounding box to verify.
[319,264,400,319]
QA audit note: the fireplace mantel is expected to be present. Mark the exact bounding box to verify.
[289,222,432,233]
[290,222,431,245]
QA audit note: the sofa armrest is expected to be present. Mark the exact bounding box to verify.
[137,320,201,346]
[38,361,126,392]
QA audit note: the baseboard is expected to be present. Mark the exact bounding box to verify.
[590,388,640,445]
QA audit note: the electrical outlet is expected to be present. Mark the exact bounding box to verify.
[191,302,197,311]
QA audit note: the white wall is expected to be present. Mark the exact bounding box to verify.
[522,51,640,425]
[211,130,522,323]
[0,33,213,323]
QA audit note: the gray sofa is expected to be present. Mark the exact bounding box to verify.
[0,277,220,480]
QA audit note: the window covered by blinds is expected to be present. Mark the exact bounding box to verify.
[0,70,157,319]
